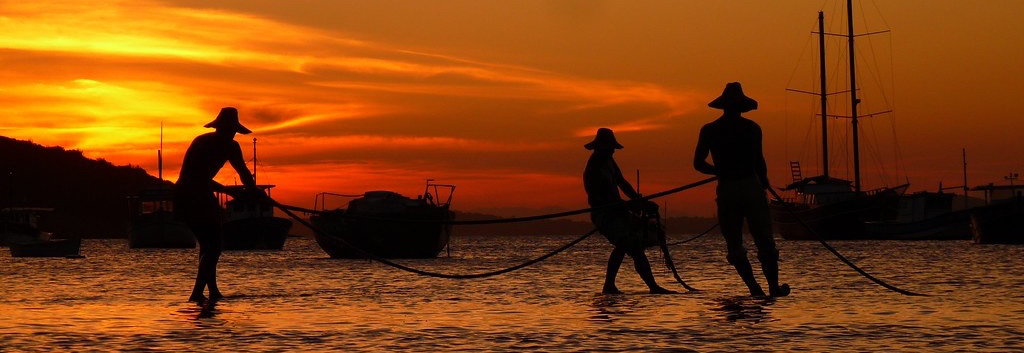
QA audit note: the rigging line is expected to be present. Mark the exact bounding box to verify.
[276,176,719,225]
[766,187,927,296]
[886,33,907,182]
[665,223,719,247]
[277,202,597,280]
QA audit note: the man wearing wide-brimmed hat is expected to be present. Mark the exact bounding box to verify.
[694,82,790,297]
[175,107,260,304]
[584,128,674,294]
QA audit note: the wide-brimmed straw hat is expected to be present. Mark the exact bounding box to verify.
[584,128,624,150]
[708,82,758,113]
[204,107,252,134]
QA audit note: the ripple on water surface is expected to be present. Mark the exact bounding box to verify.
[1,237,1022,351]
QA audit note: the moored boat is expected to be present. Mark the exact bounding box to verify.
[221,184,291,250]
[3,207,81,258]
[311,181,455,258]
[771,176,906,240]
[772,5,907,240]
[862,191,973,240]
[127,188,196,249]
[969,184,1024,244]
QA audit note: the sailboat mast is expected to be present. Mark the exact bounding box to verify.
[962,148,968,209]
[158,122,163,181]
[847,0,862,193]
[252,138,258,185]
[818,11,830,178]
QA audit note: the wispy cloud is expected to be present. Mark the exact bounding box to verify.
[0,0,703,212]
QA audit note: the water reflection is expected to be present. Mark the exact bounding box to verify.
[1,237,1022,351]
[709,296,774,323]
[173,300,225,327]
[588,294,640,322]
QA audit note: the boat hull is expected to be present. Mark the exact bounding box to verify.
[222,216,292,250]
[862,209,973,240]
[311,208,452,259]
[9,238,81,257]
[128,211,196,249]
[772,189,903,240]
[970,199,1024,244]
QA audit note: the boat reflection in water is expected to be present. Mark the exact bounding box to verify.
[311,181,454,259]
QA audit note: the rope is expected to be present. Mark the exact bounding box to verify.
[276,201,596,279]
[276,177,720,225]
[766,187,927,296]
[263,176,718,280]
[651,215,699,291]
[666,223,719,247]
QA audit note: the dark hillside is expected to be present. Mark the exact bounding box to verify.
[0,136,169,238]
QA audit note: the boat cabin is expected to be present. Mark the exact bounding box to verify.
[221,185,276,221]
[1,207,53,226]
[127,188,175,218]
[782,175,855,205]
[970,183,1024,205]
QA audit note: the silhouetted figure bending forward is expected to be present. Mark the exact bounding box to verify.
[694,82,789,297]
[175,107,259,304]
[584,128,674,295]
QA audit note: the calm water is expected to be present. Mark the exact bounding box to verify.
[1,235,1022,352]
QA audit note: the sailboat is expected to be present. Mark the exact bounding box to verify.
[128,124,196,249]
[220,138,292,250]
[771,3,908,240]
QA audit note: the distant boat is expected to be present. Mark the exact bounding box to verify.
[128,126,196,249]
[311,181,455,259]
[220,138,292,250]
[221,184,292,250]
[772,4,907,240]
[861,150,975,240]
[2,207,81,258]
[968,184,1024,244]
[127,188,196,249]
[861,191,973,240]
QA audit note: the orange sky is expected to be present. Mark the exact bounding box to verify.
[2,0,1023,216]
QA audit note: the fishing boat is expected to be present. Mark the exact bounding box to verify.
[127,188,196,248]
[311,181,455,258]
[861,191,973,240]
[3,207,81,258]
[771,4,907,240]
[861,150,976,240]
[220,139,291,250]
[221,185,291,250]
[128,131,196,249]
[968,183,1024,244]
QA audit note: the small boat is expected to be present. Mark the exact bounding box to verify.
[3,207,81,258]
[220,184,292,250]
[311,181,455,259]
[969,184,1024,244]
[127,188,196,249]
[128,129,195,249]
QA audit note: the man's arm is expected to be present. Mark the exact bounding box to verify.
[228,142,256,188]
[693,127,718,176]
[754,125,769,189]
[611,160,640,200]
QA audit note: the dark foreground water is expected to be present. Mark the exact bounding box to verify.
[1,235,1022,352]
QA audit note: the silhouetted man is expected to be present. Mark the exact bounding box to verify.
[175,107,259,303]
[584,128,674,294]
[694,82,789,297]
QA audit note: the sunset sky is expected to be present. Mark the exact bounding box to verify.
[2,0,1022,216]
